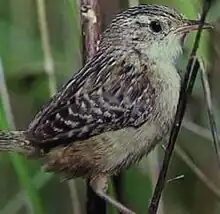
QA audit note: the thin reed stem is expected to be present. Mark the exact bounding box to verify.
[199,58,220,168]
[79,1,105,213]
[0,60,44,214]
[36,0,81,213]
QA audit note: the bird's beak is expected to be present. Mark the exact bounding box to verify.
[175,19,213,34]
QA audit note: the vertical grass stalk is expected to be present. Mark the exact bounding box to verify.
[79,1,106,213]
[36,0,81,213]
[0,59,44,214]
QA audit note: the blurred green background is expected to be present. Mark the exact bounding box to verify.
[0,0,220,214]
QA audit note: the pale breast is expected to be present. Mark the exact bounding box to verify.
[96,122,159,174]
[151,62,180,122]
[97,62,180,174]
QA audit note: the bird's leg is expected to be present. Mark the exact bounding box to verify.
[90,176,136,214]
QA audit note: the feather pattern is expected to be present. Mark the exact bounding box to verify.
[27,50,156,150]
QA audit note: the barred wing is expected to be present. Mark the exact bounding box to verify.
[27,51,156,149]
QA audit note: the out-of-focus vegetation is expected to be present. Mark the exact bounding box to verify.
[0,0,220,214]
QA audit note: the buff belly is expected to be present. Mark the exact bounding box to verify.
[42,121,165,179]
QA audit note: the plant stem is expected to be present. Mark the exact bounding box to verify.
[36,0,81,213]
[79,1,105,213]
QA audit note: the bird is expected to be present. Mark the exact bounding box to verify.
[0,4,212,214]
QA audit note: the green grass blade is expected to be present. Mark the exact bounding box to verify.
[0,60,45,214]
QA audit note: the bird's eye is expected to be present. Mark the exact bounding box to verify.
[149,21,162,33]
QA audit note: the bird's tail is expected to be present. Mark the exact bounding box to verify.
[0,130,35,155]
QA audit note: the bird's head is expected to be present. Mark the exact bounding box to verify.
[100,4,212,64]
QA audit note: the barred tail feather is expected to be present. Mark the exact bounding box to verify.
[0,131,35,155]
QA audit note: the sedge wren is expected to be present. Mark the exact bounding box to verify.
[0,4,212,214]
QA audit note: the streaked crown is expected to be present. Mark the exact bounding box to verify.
[100,4,186,64]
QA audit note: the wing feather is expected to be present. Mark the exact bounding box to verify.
[27,51,156,149]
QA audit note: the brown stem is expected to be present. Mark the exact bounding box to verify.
[80,0,101,63]
[148,0,213,213]
[80,1,105,214]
